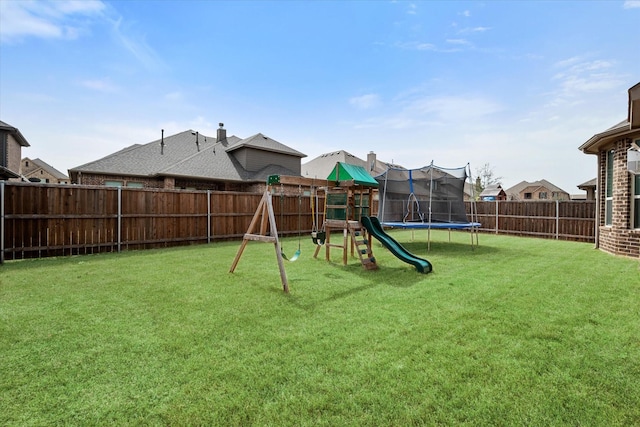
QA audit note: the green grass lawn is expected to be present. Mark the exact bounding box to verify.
[1,230,639,426]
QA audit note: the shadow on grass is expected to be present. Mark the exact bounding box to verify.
[385,239,502,257]
[282,255,429,310]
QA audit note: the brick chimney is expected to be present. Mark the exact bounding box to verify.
[216,123,227,142]
[367,151,377,172]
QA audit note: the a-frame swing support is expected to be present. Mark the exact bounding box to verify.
[229,189,289,293]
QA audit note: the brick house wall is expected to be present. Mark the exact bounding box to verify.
[596,137,640,257]
[75,172,271,193]
[1,133,25,181]
[518,186,570,200]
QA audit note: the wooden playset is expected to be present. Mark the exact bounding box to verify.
[229,163,379,293]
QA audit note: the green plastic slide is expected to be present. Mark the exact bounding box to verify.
[360,216,432,274]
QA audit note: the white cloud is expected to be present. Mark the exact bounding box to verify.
[402,94,503,123]
[549,56,626,106]
[164,91,184,101]
[349,93,382,110]
[0,0,105,43]
[623,1,640,9]
[459,26,491,34]
[79,78,119,93]
[395,41,437,51]
[109,16,165,71]
[446,38,471,46]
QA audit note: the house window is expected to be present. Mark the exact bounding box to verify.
[126,182,144,188]
[105,180,124,187]
[524,192,532,199]
[635,139,640,229]
[539,192,547,199]
[605,149,614,226]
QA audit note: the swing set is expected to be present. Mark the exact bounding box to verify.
[229,165,378,293]
[279,184,302,262]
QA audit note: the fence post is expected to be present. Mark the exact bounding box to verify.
[556,200,560,240]
[117,187,122,253]
[495,199,499,234]
[207,190,211,244]
[1,181,4,264]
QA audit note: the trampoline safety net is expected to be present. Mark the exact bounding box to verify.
[375,164,470,224]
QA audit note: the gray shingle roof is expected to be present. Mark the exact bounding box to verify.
[479,184,504,197]
[0,120,30,147]
[226,133,306,157]
[505,179,568,196]
[26,158,69,179]
[69,129,303,181]
[302,150,399,180]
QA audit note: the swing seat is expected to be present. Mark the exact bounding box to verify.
[282,248,301,262]
[311,232,325,246]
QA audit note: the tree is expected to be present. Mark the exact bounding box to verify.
[475,163,502,193]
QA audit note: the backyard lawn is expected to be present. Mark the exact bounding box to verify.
[1,230,639,426]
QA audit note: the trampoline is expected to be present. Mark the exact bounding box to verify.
[375,162,480,249]
[382,221,481,230]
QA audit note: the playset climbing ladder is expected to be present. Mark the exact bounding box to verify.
[348,220,378,270]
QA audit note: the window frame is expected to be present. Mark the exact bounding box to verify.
[605,149,614,226]
[633,140,640,229]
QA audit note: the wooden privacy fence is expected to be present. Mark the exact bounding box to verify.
[1,182,322,263]
[467,200,596,243]
[1,182,597,263]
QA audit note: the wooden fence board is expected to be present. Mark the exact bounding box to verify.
[468,200,596,243]
[1,182,597,262]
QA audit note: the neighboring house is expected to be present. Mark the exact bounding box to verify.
[302,150,479,200]
[0,120,30,180]
[579,81,640,257]
[21,157,69,184]
[479,184,507,201]
[505,180,570,201]
[301,150,398,179]
[68,124,306,191]
[576,178,596,201]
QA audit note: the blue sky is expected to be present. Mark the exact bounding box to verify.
[1,0,639,193]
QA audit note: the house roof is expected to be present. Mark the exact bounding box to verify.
[23,157,68,179]
[0,120,30,147]
[505,180,569,197]
[479,184,505,197]
[577,178,596,189]
[226,133,306,157]
[69,130,304,182]
[0,165,20,179]
[579,119,635,154]
[580,81,640,154]
[301,150,400,179]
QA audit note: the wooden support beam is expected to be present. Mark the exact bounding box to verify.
[229,190,289,293]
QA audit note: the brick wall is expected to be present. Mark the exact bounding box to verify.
[6,134,23,181]
[597,137,640,257]
[76,172,270,193]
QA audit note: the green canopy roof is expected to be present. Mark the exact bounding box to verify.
[326,162,379,187]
